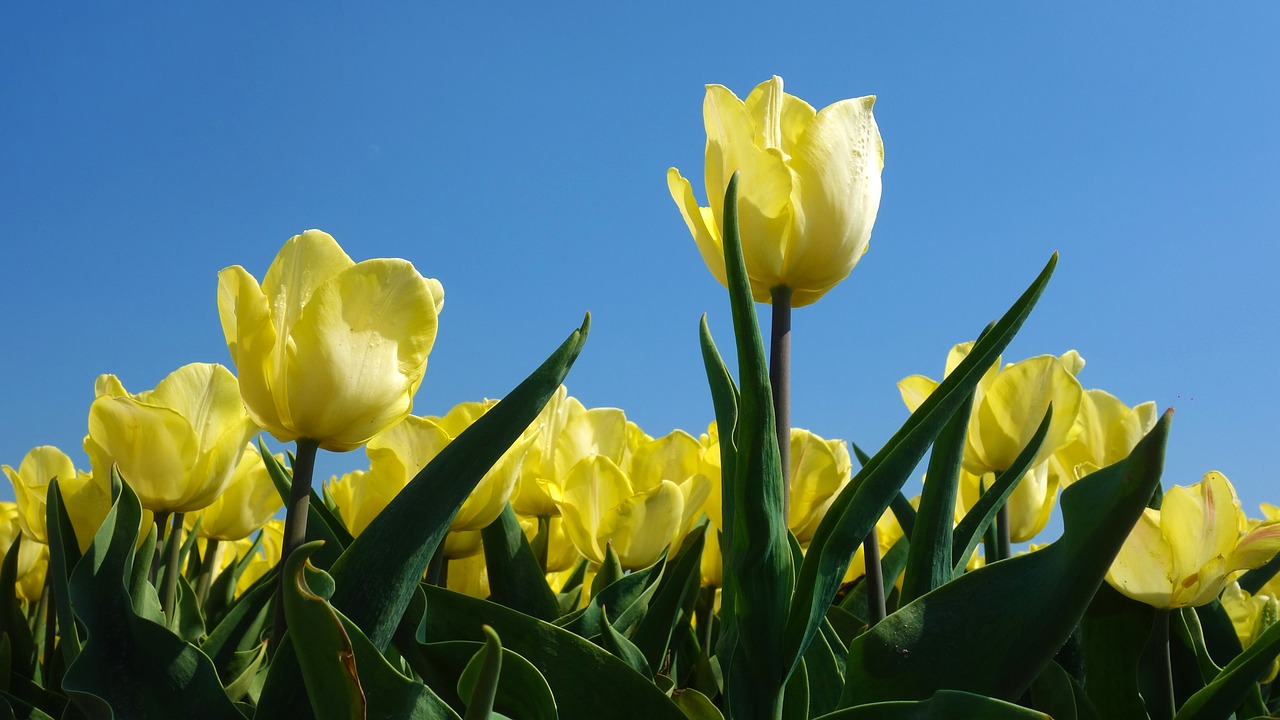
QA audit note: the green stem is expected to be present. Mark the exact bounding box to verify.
[426,543,448,587]
[534,515,550,575]
[195,537,221,608]
[863,535,887,626]
[270,438,320,652]
[149,510,171,586]
[162,512,185,629]
[1151,608,1175,720]
[769,286,793,520]
[41,577,56,684]
[996,503,1012,562]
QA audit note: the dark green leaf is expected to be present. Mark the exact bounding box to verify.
[1028,661,1077,720]
[201,572,273,685]
[1080,583,1153,720]
[481,504,560,621]
[816,690,1050,719]
[672,688,722,720]
[838,411,1171,706]
[1173,606,1280,720]
[418,640,557,720]
[787,254,1058,675]
[461,627,503,720]
[632,523,707,674]
[1238,555,1280,596]
[0,536,35,679]
[600,610,654,680]
[44,480,82,670]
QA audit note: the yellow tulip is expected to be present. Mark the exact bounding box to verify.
[186,444,283,542]
[5,446,111,552]
[513,386,629,517]
[443,530,483,560]
[1052,388,1159,484]
[86,363,257,514]
[625,429,712,548]
[447,550,490,599]
[0,502,48,602]
[551,455,684,570]
[1106,472,1280,608]
[217,229,443,452]
[518,515,582,574]
[1221,582,1280,682]
[668,75,883,306]
[234,519,285,597]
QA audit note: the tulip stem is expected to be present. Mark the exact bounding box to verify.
[1151,608,1176,720]
[863,535,887,626]
[161,512,185,630]
[426,543,448,587]
[996,503,1012,561]
[769,286,793,520]
[195,538,221,608]
[150,511,171,586]
[534,515,550,574]
[271,437,320,651]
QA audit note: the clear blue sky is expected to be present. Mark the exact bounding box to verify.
[3,4,1277,522]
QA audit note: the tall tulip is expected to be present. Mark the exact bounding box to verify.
[218,229,442,644]
[668,75,884,520]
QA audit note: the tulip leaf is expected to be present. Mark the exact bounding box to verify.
[1028,661,1078,720]
[899,381,975,605]
[1238,554,1280,596]
[632,522,707,674]
[803,619,846,717]
[257,316,591,717]
[592,544,625,597]
[715,173,794,720]
[420,585,685,720]
[838,410,1171,706]
[1080,584,1153,720]
[127,521,163,624]
[458,627,502,720]
[0,537,35,679]
[1172,605,1270,718]
[672,688,723,720]
[786,253,1058,677]
[1,676,64,720]
[202,531,267,628]
[416,640,557,720]
[201,575,274,686]
[61,471,242,720]
[950,406,1054,575]
[1172,610,1280,720]
[258,442,346,567]
[44,480,83,670]
[556,552,664,640]
[481,504,561,622]
[600,609,654,680]
[283,541,458,720]
[0,691,56,720]
[815,690,1051,719]
[850,444,918,554]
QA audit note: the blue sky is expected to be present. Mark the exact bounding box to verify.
[3,4,1277,523]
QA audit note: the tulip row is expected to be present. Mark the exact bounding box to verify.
[2,76,1280,720]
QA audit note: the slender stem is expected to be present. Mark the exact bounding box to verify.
[1152,608,1175,719]
[535,515,550,575]
[863,535,887,626]
[996,503,1012,561]
[162,512,185,629]
[769,286,793,520]
[195,537,222,608]
[270,438,321,652]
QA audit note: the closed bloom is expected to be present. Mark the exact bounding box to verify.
[186,444,284,542]
[1106,472,1280,608]
[5,445,110,552]
[1052,388,1159,483]
[1221,582,1280,682]
[87,364,257,514]
[217,229,443,452]
[668,75,883,306]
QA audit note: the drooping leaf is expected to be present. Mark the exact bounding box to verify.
[838,411,1171,706]
[786,254,1059,676]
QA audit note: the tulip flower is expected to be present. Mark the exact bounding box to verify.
[625,429,712,547]
[518,515,581,574]
[551,455,684,571]
[186,444,283,542]
[217,229,443,453]
[87,364,257,515]
[1106,472,1280,609]
[1052,388,1159,483]
[5,445,111,552]
[667,75,883,308]
[513,386,629,518]
[1221,582,1280,682]
[0,502,49,602]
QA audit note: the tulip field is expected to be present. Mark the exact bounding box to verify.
[3,77,1280,720]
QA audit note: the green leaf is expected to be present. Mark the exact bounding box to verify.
[61,469,242,720]
[592,543,625,598]
[282,541,459,720]
[461,626,503,720]
[257,317,590,717]
[950,406,1054,575]
[632,522,707,674]
[838,410,1171,706]
[672,688,723,720]
[1028,661,1077,720]
[899,377,974,605]
[481,504,560,622]
[600,610,654,680]
[258,443,346,568]
[418,640,558,720]
[816,690,1050,719]
[1237,554,1280,596]
[44,480,83,670]
[1173,607,1280,720]
[200,572,273,687]
[0,537,34,679]
[421,585,684,720]
[717,172,794,720]
[0,689,56,719]
[786,253,1059,676]
[556,553,664,640]
[1080,584,1153,720]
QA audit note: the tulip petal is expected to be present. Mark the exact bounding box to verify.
[1162,472,1242,586]
[1107,508,1176,607]
[629,429,700,492]
[148,363,249,454]
[787,95,882,306]
[744,76,816,153]
[1228,522,1280,574]
[598,480,684,570]
[285,259,440,451]
[971,355,1082,474]
[88,396,199,510]
[667,168,728,290]
[897,375,940,414]
[218,265,286,439]
[558,456,633,566]
[261,229,354,340]
[788,430,851,543]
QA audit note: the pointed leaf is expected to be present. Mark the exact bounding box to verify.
[632,523,707,673]
[1173,609,1280,720]
[600,610,654,680]
[1080,584,1153,720]
[481,504,560,621]
[461,627,503,720]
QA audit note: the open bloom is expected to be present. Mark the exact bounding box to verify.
[668,75,883,306]
[87,364,257,514]
[1106,472,1280,608]
[218,229,443,452]
[186,444,283,542]
[4,445,110,552]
